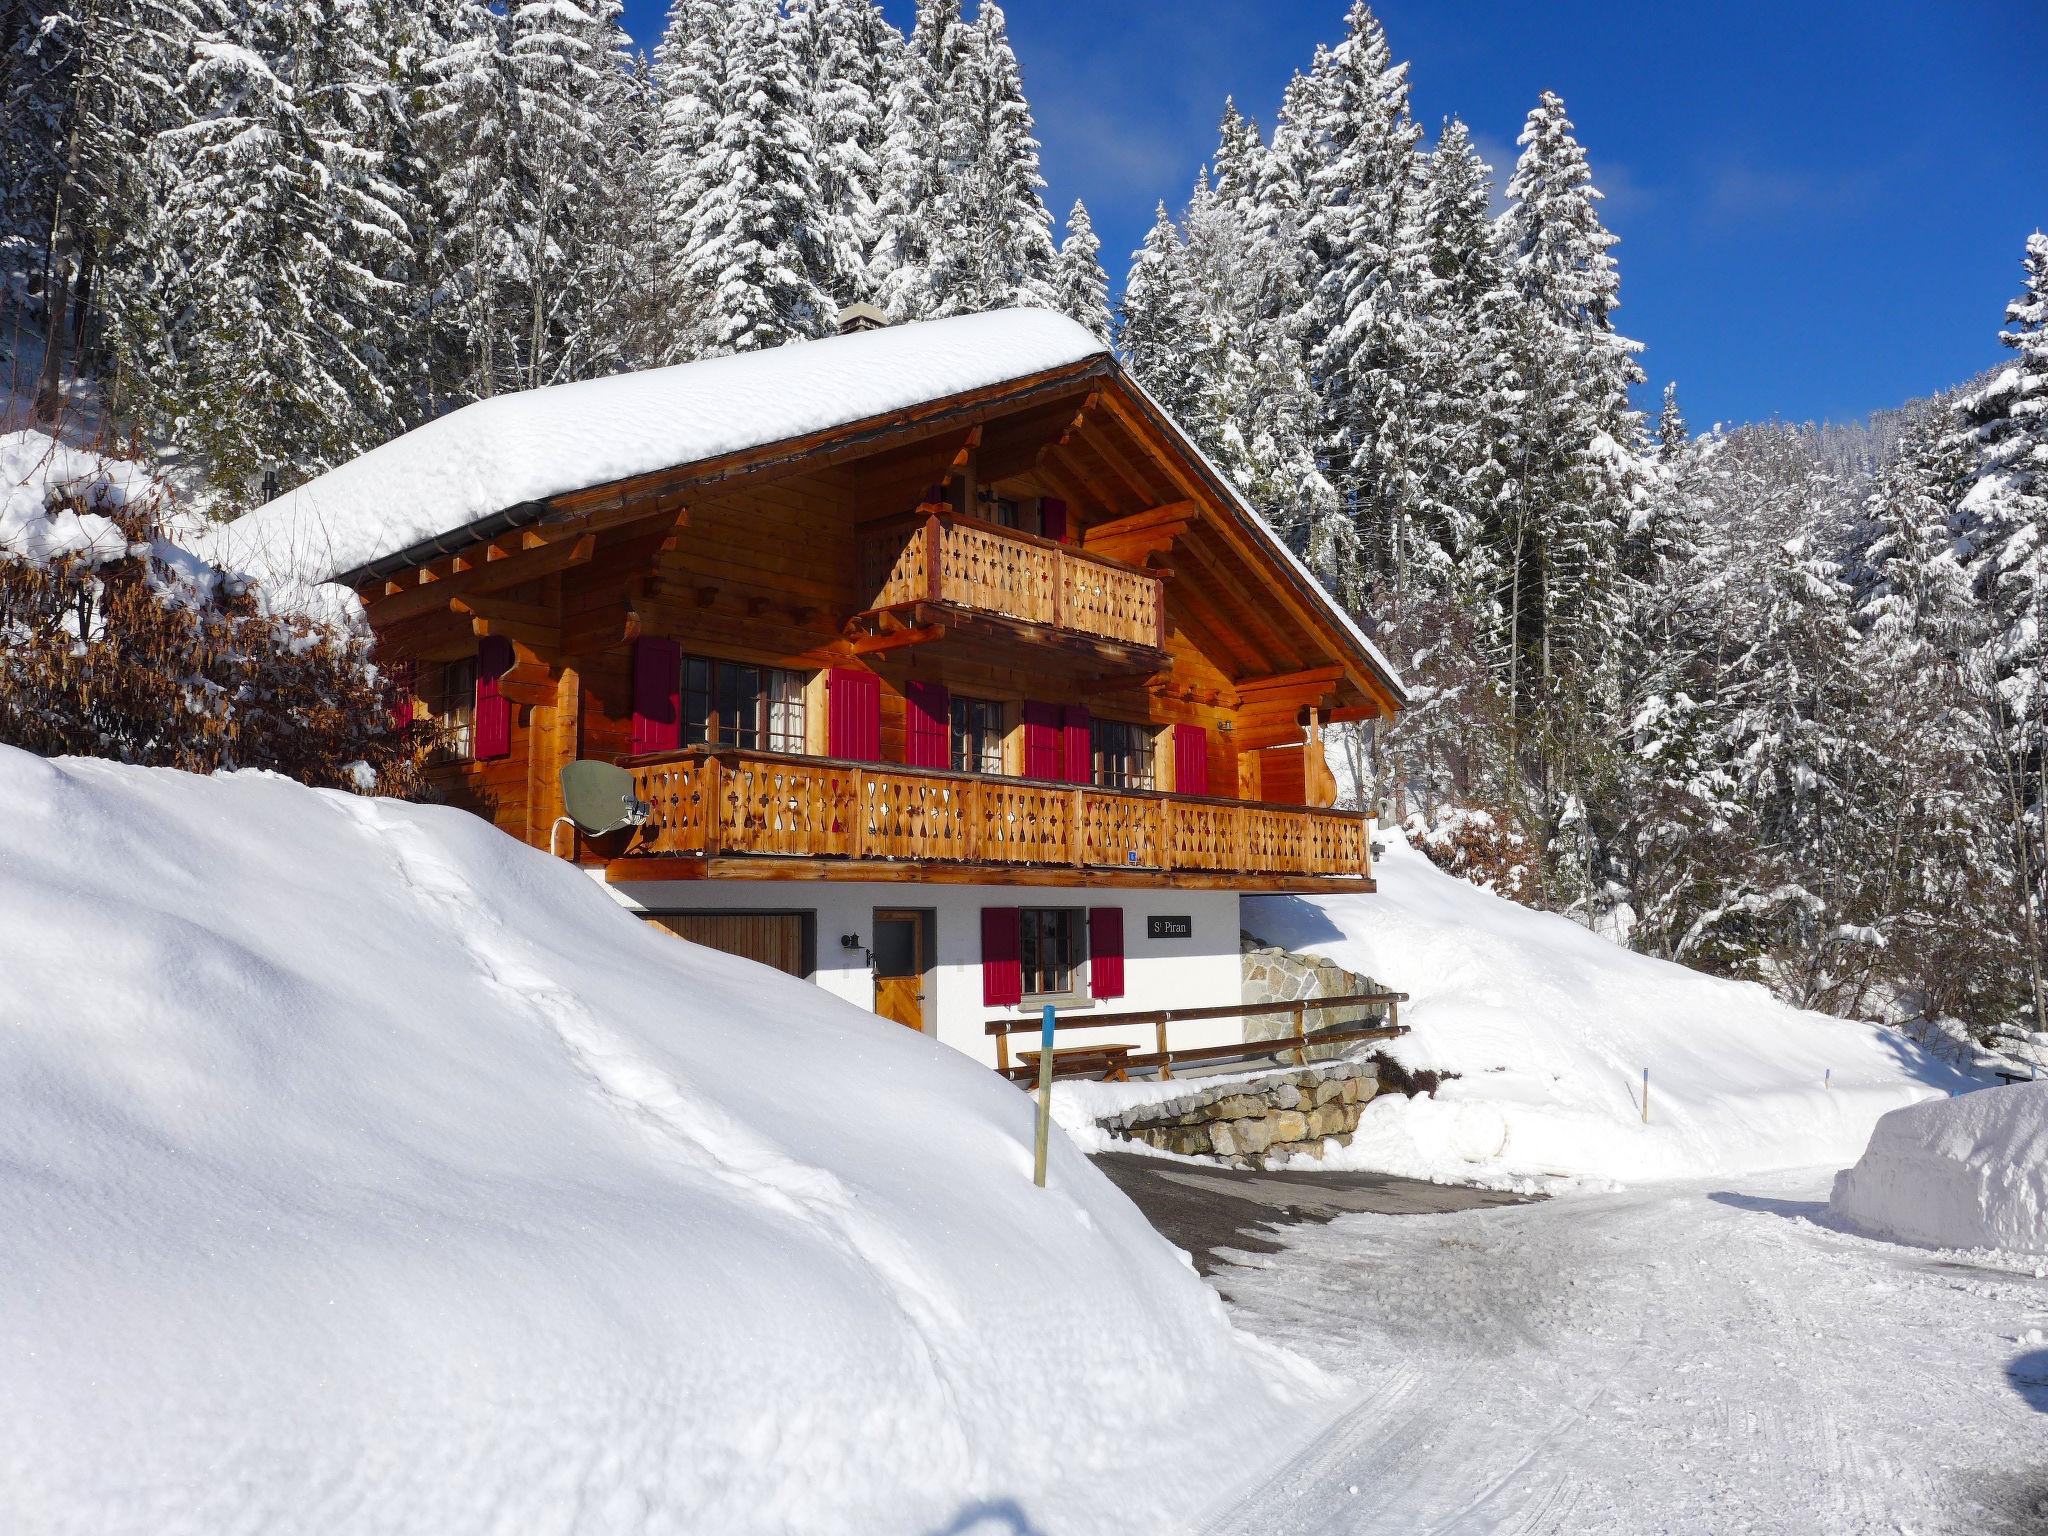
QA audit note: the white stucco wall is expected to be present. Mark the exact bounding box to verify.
[602,875,1245,1067]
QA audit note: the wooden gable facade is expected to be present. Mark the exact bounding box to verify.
[357,351,1402,893]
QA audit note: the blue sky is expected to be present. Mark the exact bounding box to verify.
[619,1,2048,430]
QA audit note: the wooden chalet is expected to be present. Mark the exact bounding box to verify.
[225,310,1405,1055]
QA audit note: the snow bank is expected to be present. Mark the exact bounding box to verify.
[1242,831,1969,1184]
[0,748,1311,1535]
[207,309,1107,590]
[1828,1083,2048,1254]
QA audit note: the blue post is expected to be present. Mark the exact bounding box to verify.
[1641,1066,1650,1125]
[1033,1004,1057,1188]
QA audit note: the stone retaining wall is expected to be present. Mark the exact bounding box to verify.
[1241,935,1392,1058]
[1104,1061,1380,1165]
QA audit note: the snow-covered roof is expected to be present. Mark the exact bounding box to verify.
[207,306,1404,702]
[209,309,1108,589]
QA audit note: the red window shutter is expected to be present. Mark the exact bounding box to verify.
[1022,701,1061,780]
[1089,907,1125,999]
[387,660,416,731]
[828,667,881,761]
[475,637,514,760]
[630,637,682,756]
[1061,705,1092,785]
[981,907,1022,1007]
[1040,497,1068,543]
[1173,723,1210,797]
[904,680,951,769]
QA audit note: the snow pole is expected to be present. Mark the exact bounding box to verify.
[1641,1067,1650,1125]
[1825,1067,1831,1091]
[1033,1004,1056,1188]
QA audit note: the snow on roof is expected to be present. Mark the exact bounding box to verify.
[208,308,1109,589]
[205,305,1403,701]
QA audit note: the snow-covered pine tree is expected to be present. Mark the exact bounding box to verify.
[1950,230,2048,1035]
[145,0,417,502]
[682,0,832,355]
[1655,380,1687,459]
[1845,409,2027,1033]
[786,0,898,309]
[1497,88,1648,918]
[647,0,729,361]
[1696,534,1881,1004]
[872,0,969,322]
[420,0,524,399]
[1052,199,1110,341]
[925,1,1056,316]
[1119,204,1197,416]
[3,0,211,422]
[1297,1,1422,599]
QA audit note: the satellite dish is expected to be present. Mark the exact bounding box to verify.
[559,760,652,836]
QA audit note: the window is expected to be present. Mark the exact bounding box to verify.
[951,696,1006,775]
[682,656,807,751]
[1019,908,1083,998]
[1091,718,1157,791]
[430,657,477,762]
[973,490,1022,528]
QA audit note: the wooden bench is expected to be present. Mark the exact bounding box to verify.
[1014,1043,1136,1082]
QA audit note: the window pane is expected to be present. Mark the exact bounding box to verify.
[765,668,806,754]
[434,658,477,762]
[1091,720,1156,791]
[951,697,1004,775]
[683,657,712,745]
[1020,908,1080,997]
[717,661,762,749]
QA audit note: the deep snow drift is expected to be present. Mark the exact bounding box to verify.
[0,749,1311,1536]
[1829,1083,2048,1254]
[1241,831,1971,1184]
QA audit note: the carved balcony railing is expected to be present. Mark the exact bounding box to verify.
[617,747,1371,881]
[856,510,1165,654]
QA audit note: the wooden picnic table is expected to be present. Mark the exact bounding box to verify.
[1015,1043,1136,1082]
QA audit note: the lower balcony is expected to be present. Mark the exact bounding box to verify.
[606,748,1374,892]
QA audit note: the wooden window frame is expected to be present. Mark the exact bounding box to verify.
[429,656,478,763]
[682,655,809,752]
[950,695,1007,776]
[1019,906,1085,1000]
[1090,717,1158,792]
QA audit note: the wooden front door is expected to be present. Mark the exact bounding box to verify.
[872,909,926,1031]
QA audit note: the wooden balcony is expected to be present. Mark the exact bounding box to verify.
[849,510,1167,666]
[606,748,1374,892]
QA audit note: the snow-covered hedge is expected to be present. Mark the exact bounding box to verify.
[1829,1083,2048,1255]
[0,428,426,792]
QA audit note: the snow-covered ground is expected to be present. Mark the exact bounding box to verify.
[1241,831,1975,1184]
[1198,1171,2048,1535]
[1831,1083,2048,1255]
[0,749,1319,1536]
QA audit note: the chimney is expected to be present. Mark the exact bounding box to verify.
[836,302,887,335]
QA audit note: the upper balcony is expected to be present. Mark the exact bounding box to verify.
[607,747,1373,892]
[848,509,1168,668]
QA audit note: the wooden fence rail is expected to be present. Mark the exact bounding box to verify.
[986,991,1409,1082]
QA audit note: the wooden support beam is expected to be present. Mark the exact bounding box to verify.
[367,532,597,627]
[849,623,946,655]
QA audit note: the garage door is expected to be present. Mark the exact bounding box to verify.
[644,912,812,979]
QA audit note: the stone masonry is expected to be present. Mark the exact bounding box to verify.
[1241,934,1392,1061]
[1103,1061,1380,1166]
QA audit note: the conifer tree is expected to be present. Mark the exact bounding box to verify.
[1052,199,1110,342]
[926,1,1056,316]
[873,0,968,322]
[786,0,898,308]
[683,0,832,354]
